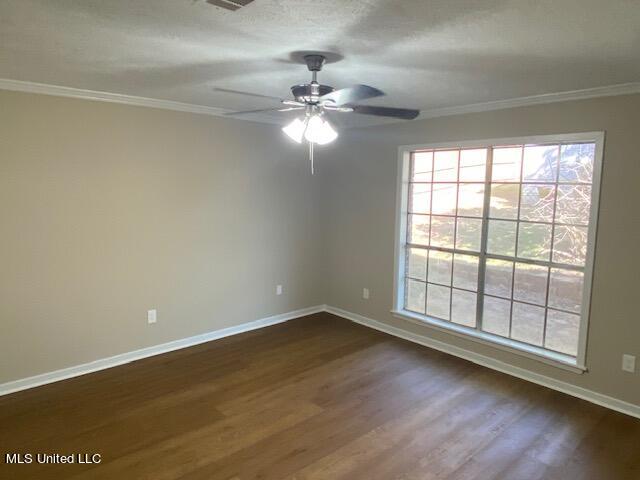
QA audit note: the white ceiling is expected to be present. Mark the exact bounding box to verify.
[1,0,639,127]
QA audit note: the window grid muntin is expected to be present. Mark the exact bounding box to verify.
[408,214,587,230]
[407,244,584,271]
[405,141,594,358]
[506,145,526,340]
[541,145,562,348]
[449,150,461,321]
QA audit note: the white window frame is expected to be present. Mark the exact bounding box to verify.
[392,132,604,373]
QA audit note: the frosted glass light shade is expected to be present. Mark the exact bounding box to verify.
[304,115,338,145]
[282,117,307,143]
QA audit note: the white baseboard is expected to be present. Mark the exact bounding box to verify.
[325,305,640,419]
[0,305,326,396]
[4,303,638,420]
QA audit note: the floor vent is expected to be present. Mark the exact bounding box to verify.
[206,0,254,11]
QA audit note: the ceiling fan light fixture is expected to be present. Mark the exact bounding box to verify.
[304,115,338,145]
[282,117,307,143]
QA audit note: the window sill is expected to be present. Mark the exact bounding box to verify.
[391,309,586,374]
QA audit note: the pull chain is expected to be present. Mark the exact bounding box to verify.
[309,141,315,175]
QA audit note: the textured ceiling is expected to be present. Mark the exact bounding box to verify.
[1,0,639,127]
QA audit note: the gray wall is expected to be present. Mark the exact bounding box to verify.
[320,94,640,406]
[0,90,324,383]
[2,89,638,408]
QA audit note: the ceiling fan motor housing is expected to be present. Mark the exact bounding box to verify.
[291,83,334,104]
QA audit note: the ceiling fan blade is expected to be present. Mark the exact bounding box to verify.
[213,87,284,102]
[320,84,384,106]
[224,107,303,116]
[349,105,420,120]
[206,0,240,10]
[277,107,305,112]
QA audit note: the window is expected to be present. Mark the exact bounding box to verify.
[394,133,603,369]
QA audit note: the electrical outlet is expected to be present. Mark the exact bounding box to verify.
[363,288,370,300]
[276,285,283,296]
[147,309,157,324]
[622,354,636,373]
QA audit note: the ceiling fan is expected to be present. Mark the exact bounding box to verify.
[219,54,420,173]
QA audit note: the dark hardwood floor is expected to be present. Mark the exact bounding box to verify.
[1,312,639,479]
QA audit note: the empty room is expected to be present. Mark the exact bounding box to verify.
[1,1,639,479]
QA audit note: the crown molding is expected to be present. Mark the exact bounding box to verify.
[417,82,640,120]
[1,78,639,125]
[0,78,235,117]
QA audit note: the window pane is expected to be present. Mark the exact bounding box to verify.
[452,289,477,327]
[427,284,451,320]
[556,185,591,225]
[453,254,479,291]
[511,302,545,346]
[489,183,519,219]
[523,145,558,182]
[492,146,522,182]
[456,218,482,252]
[428,250,452,285]
[517,223,552,261]
[433,150,458,182]
[485,259,513,298]
[406,248,427,280]
[487,220,517,256]
[553,225,588,266]
[406,279,426,314]
[408,214,430,246]
[519,184,555,222]
[459,149,487,181]
[559,143,594,184]
[430,216,455,248]
[409,183,431,214]
[405,138,597,360]
[513,263,548,305]
[431,183,457,215]
[548,268,584,313]
[545,309,580,356]
[482,296,511,337]
[457,183,485,217]
[412,152,433,182]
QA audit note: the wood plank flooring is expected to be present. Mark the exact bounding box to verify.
[1,312,639,479]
